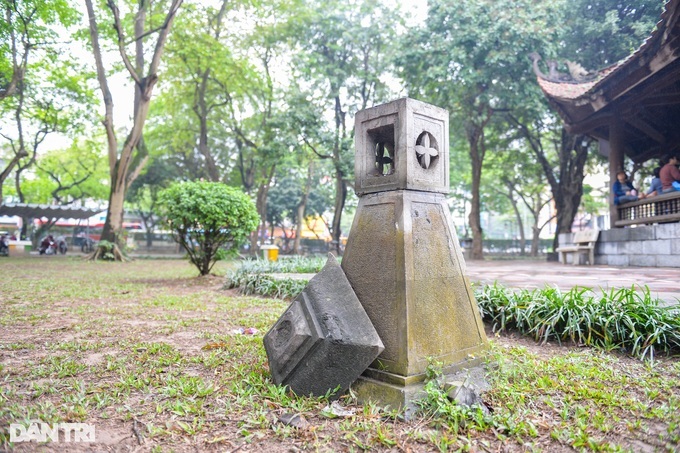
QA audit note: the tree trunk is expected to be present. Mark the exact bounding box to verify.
[509,195,526,255]
[531,225,541,256]
[467,128,484,260]
[515,120,589,252]
[195,68,220,182]
[86,0,182,251]
[252,165,276,254]
[330,94,347,256]
[293,161,314,255]
[101,182,125,243]
[330,172,347,255]
[551,130,589,249]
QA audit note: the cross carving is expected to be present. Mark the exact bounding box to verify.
[375,142,394,176]
[415,132,438,169]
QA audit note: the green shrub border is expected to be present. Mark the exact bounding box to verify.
[224,256,326,299]
[225,257,680,360]
[476,283,680,361]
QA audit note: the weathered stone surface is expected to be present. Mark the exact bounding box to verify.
[655,222,680,239]
[343,189,488,380]
[642,239,673,255]
[626,226,657,241]
[657,254,680,267]
[600,228,631,242]
[622,240,643,254]
[444,381,486,411]
[354,98,449,195]
[566,223,680,268]
[345,98,488,416]
[628,254,657,267]
[597,241,620,255]
[607,254,630,266]
[264,254,384,398]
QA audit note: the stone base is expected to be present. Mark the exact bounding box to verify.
[352,360,489,420]
[351,376,427,420]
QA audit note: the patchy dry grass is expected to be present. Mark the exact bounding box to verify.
[0,256,679,452]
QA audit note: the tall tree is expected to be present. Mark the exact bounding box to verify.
[161,0,258,183]
[559,0,661,68]
[159,0,299,255]
[398,0,559,259]
[510,0,661,248]
[0,0,80,204]
[127,156,179,247]
[292,0,398,254]
[84,0,182,250]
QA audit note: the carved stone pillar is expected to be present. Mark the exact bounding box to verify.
[343,98,488,415]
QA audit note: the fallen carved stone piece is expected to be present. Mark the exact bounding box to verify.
[263,254,384,398]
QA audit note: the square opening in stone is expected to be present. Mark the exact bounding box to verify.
[367,125,395,177]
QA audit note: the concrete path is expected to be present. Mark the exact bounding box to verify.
[465,259,680,305]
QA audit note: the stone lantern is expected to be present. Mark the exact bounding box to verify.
[342,98,488,412]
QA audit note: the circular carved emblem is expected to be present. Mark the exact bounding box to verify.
[415,131,438,170]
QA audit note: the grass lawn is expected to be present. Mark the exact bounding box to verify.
[1,256,679,452]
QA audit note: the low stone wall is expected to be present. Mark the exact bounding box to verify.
[558,223,680,267]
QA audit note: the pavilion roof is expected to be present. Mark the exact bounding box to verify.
[0,203,104,220]
[533,0,680,163]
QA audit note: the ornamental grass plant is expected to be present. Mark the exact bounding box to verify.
[476,283,680,361]
[225,258,680,361]
[224,256,326,299]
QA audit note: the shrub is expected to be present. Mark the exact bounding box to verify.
[476,283,680,361]
[224,256,326,298]
[158,181,259,276]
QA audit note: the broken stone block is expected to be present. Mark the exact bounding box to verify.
[263,254,384,398]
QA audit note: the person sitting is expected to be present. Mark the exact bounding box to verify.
[39,234,55,255]
[645,167,663,197]
[613,171,641,205]
[659,153,680,193]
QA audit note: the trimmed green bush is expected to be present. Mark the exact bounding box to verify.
[158,181,259,276]
[476,283,680,360]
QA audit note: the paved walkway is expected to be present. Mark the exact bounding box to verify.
[465,259,680,305]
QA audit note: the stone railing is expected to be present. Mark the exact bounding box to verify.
[616,190,680,227]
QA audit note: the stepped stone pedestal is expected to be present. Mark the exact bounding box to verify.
[343,98,488,415]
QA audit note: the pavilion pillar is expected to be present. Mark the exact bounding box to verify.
[609,115,625,226]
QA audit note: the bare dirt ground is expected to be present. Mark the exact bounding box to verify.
[0,256,678,452]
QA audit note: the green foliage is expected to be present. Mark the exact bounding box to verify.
[97,240,117,261]
[158,181,259,276]
[233,256,327,274]
[558,0,662,68]
[476,283,680,361]
[416,380,492,436]
[225,256,326,298]
[25,139,108,204]
[226,272,309,299]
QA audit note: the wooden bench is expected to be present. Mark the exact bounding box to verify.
[556,229,600,265]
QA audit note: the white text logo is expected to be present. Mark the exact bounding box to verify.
[9,422,95,443]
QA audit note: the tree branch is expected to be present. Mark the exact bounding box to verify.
[106,0,142,87]
[147,0,183,79]
[85,0,118,173]
[302,137,332,159]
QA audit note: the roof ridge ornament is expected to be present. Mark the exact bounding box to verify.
[528,52,598,84]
